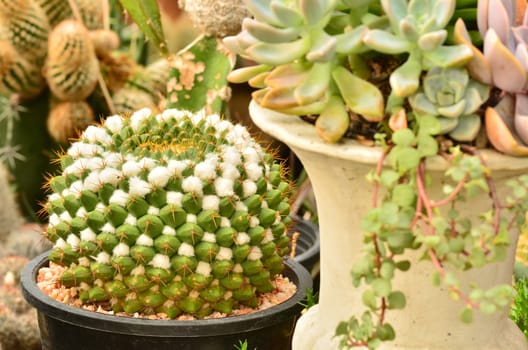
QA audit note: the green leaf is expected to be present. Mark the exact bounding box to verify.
[395,260,411,271]
[372,278,391,297]
[376,323,396,341]
[480,300,497,315]
[166,36,235,114]
[392,128,416,147]
[430,270,442,286]
[392,184,416,207]
[335,320,350,336]
[387,291,406,309]
[460,307,473,323]
[362,289,379,310]
[389,146,421,174]
[417,133,439,158]
[119,0,168,56]
[418,114,441,135]
[380,170,400,187]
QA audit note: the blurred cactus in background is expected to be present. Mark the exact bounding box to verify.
[0,0,172,217]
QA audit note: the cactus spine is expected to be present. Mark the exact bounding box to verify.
[45,108,292,318]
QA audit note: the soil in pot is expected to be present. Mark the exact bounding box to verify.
[21,252,312,350]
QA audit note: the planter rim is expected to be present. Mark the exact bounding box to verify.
[249,100,528,171]
[21,251,312,337]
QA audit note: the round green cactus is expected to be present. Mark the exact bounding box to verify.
[44,108,293,318]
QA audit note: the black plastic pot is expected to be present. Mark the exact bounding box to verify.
[288,217,320,291]
[21,252,312,350]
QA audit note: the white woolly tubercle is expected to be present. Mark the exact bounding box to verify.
[113,243,130,257]
[136,234,154,246]
[178,242,195,257]
[150,254,171,269]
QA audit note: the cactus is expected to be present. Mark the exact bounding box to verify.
[47,101,95,144]
[0,255,40,350]
[0,163,23,241]
[178,0,250,37]
[44,19,99,102]
[0,0,171,217]
[44,108,293,318]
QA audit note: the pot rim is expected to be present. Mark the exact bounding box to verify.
[21,251,312,337]
[249,100,528,171]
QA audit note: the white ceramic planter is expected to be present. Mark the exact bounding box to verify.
[249,101,528,350]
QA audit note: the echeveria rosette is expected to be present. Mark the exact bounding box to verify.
[409,67,490,142]
[363,0,473,101]
[225,0,385,142]
[44,108,293,318]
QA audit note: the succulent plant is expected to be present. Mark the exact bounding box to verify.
[457,0,528,155]
[44,108,292,318]
[225,0,385,142]
[408,66,489,141]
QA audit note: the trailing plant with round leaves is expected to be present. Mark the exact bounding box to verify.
[43,108,293,318]
[221,0,528,348]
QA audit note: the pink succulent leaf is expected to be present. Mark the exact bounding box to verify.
[514,45,528,89]
[512,27,528,47]
[485,94,528,156]
[417,30,448,51]
[453,18,492,84]
[484,29,527,92]
[487,0,514,49]
[448,114,481,142]
[514,93,528,145]
[477,0,489,38]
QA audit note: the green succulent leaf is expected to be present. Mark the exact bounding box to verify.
[270,2,304,27]
[363,29,411,54]
[423,45,473,68]
[390,56,422,97]
[242,18,301,44]
[332,66,384,120]
[245,37,310,65]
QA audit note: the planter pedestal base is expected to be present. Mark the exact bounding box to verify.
[249,101,528,350]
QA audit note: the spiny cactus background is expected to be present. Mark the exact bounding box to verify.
[0,255,40,350]
[44,108,292,318]
[0,0,171,216]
